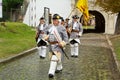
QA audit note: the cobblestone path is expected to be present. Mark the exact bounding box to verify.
[0,33,119,80]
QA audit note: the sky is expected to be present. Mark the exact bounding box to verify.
[36,0,72,20]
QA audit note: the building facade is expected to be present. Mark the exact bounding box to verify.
[23,0,117,34]
[23,0,72,27]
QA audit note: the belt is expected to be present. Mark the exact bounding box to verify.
[39,32,44,34]
[72,29,79,33]
[49,41,58,44]
[38,30,44,34]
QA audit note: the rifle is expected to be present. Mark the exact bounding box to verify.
[61,47,69,59]
[35,32,39,42]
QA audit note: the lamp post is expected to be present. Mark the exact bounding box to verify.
[44,7,50,25]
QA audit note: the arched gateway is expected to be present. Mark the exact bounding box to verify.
[72,0,117,34]
[82,10,105,33]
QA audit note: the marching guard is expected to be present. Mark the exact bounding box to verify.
[44,14,68,78]
[35,17,48,59]
[68,15,83,58]
[60,17,65,26]
[65,18,70,38]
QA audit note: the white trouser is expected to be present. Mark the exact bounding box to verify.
[56,59,63,70]
[48,55,58,75]
[38,46,47,57]
[70,43,79,56]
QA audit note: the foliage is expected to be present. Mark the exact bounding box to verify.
[111,36,120,60]
[96,0,120,13]
[1,0,24,21]
[3,0,24,11]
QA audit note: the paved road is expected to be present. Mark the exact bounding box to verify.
[0,33,119,80]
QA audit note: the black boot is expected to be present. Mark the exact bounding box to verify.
[55,69,62,73]
[40,56,45,59]
[48,74,54,78]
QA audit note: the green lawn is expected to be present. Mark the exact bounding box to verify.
[110,36,120,61]
[0,22,36,59]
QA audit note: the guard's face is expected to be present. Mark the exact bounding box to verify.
[40,19,45,24]
[53,19,59,26]
[66,20,69,22]
[73,18,78,22]
[61,21,65,25]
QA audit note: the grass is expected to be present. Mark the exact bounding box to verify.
[110,36,120,61]
[0,22,36,59]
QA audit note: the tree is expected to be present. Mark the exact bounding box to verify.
[3,0,23,11]
[96,0,120,34]
[1,0,24,21]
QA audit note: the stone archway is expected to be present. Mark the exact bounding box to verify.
[80,10,105,33]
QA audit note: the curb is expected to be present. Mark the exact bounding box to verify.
[0,47,37,64]
[105,35,120,73]
[110,34,120,39]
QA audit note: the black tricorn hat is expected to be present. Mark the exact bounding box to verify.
[65,18,70,20]
[61,17,64,21]
[72,15,79,19]
[40,17,44,20]
[52,14,61,19]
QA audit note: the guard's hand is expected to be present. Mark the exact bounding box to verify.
[78,35,81,38]
[43,35,49,41]
[58,43,63,48]
[58,41,66,48]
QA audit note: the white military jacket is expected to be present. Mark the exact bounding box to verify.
[46,24,68,53]
[69,21,83,44]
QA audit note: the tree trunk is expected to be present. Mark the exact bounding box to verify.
[115,12,120,34]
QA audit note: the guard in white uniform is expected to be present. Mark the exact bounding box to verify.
[35,17,48,59]
[69,15,83,58]
[44,14,68,78]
